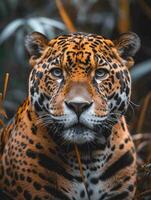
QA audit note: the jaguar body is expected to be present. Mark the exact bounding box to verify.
[0,32,140,200]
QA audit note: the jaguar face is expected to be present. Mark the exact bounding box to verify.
[25,32,140,144]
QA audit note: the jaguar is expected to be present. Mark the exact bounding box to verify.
[0,31,140,200]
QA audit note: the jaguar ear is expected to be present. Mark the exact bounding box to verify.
[114,32,141,60]
[25,32,48,59]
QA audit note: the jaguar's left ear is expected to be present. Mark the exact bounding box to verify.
[114,32,141,61]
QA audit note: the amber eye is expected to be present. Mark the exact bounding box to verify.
[50,68,63,78]
[95,68,109,80]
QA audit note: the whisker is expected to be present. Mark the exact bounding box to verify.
[127,101,135,117]
[128,100,140,107]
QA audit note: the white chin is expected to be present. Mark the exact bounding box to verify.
[62,128,95,144]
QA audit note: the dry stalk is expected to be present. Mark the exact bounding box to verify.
[74,144,90,200]
[56,0,76,32]
[118,0,130,33]
[2,73,9,101]
[0,73,9,124]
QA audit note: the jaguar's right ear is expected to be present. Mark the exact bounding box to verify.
[114,32,141,58]
[25,32,48,64]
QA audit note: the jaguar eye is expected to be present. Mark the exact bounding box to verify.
[50,68,63,78]
[95,68,109,80]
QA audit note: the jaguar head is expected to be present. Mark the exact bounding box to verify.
[25,32,140,144]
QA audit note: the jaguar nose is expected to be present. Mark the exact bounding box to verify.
[65,101,92,117]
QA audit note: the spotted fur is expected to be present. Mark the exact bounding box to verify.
[0,32,140,200]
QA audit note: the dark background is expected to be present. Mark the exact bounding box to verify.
[0,1,151,198]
